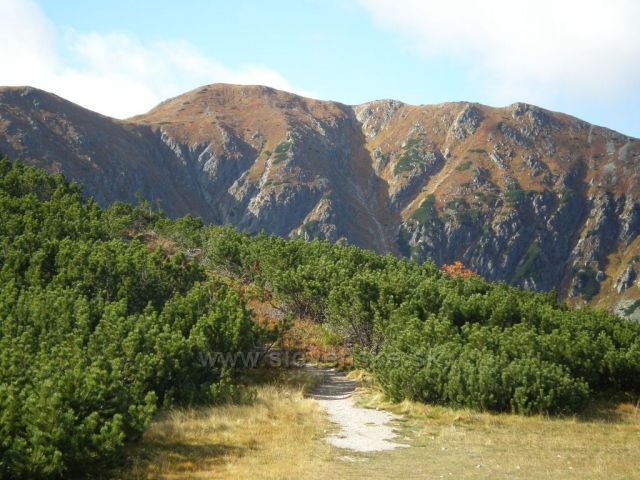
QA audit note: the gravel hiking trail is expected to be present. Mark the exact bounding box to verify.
[308,367,407,452]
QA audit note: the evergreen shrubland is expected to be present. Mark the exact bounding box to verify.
[2,157,639,477]
[0,159,255,477]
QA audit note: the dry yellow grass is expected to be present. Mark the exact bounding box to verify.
[324,385,640,480]
[112,369,335,479]
[114,368,640,480]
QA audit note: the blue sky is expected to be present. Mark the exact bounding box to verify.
[2,0,639,137]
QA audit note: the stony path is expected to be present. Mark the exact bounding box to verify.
[308,367,407,452]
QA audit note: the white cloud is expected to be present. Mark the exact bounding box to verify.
[359,0,640,107]
[0,0,310,118]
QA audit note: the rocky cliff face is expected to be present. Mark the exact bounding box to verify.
[1,84,639,314]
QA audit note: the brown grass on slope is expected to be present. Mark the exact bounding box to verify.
[112,369,335,479]
[114,366,640,480]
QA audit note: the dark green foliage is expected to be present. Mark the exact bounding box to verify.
[575,266,601,300]
[198,216,640,416]
[302,220,322,239]
[272,141,291,164]
[505,187,527,206]
[455,161,472,172]
[274,141,291,154]
[445,197,469,211]
[456,208,481,225]
[411,194,437,224]
[0,158,256,478]
[513,242,543,282]
[440,197,481,225]
[363,282,640,414]
[560,187,576,203]
[394,137,422,174]
[156,214,205,248]
[468,148,487,155]
[474,191,497,207]
[397,227,412,257]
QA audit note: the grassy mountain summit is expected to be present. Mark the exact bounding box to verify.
[1,84,640,314]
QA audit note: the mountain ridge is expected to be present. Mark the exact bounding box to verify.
[1,83,639,314]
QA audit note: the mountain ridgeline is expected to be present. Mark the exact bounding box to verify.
[1,84,639,312]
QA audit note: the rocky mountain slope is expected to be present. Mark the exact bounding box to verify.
[1,84,639,313]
